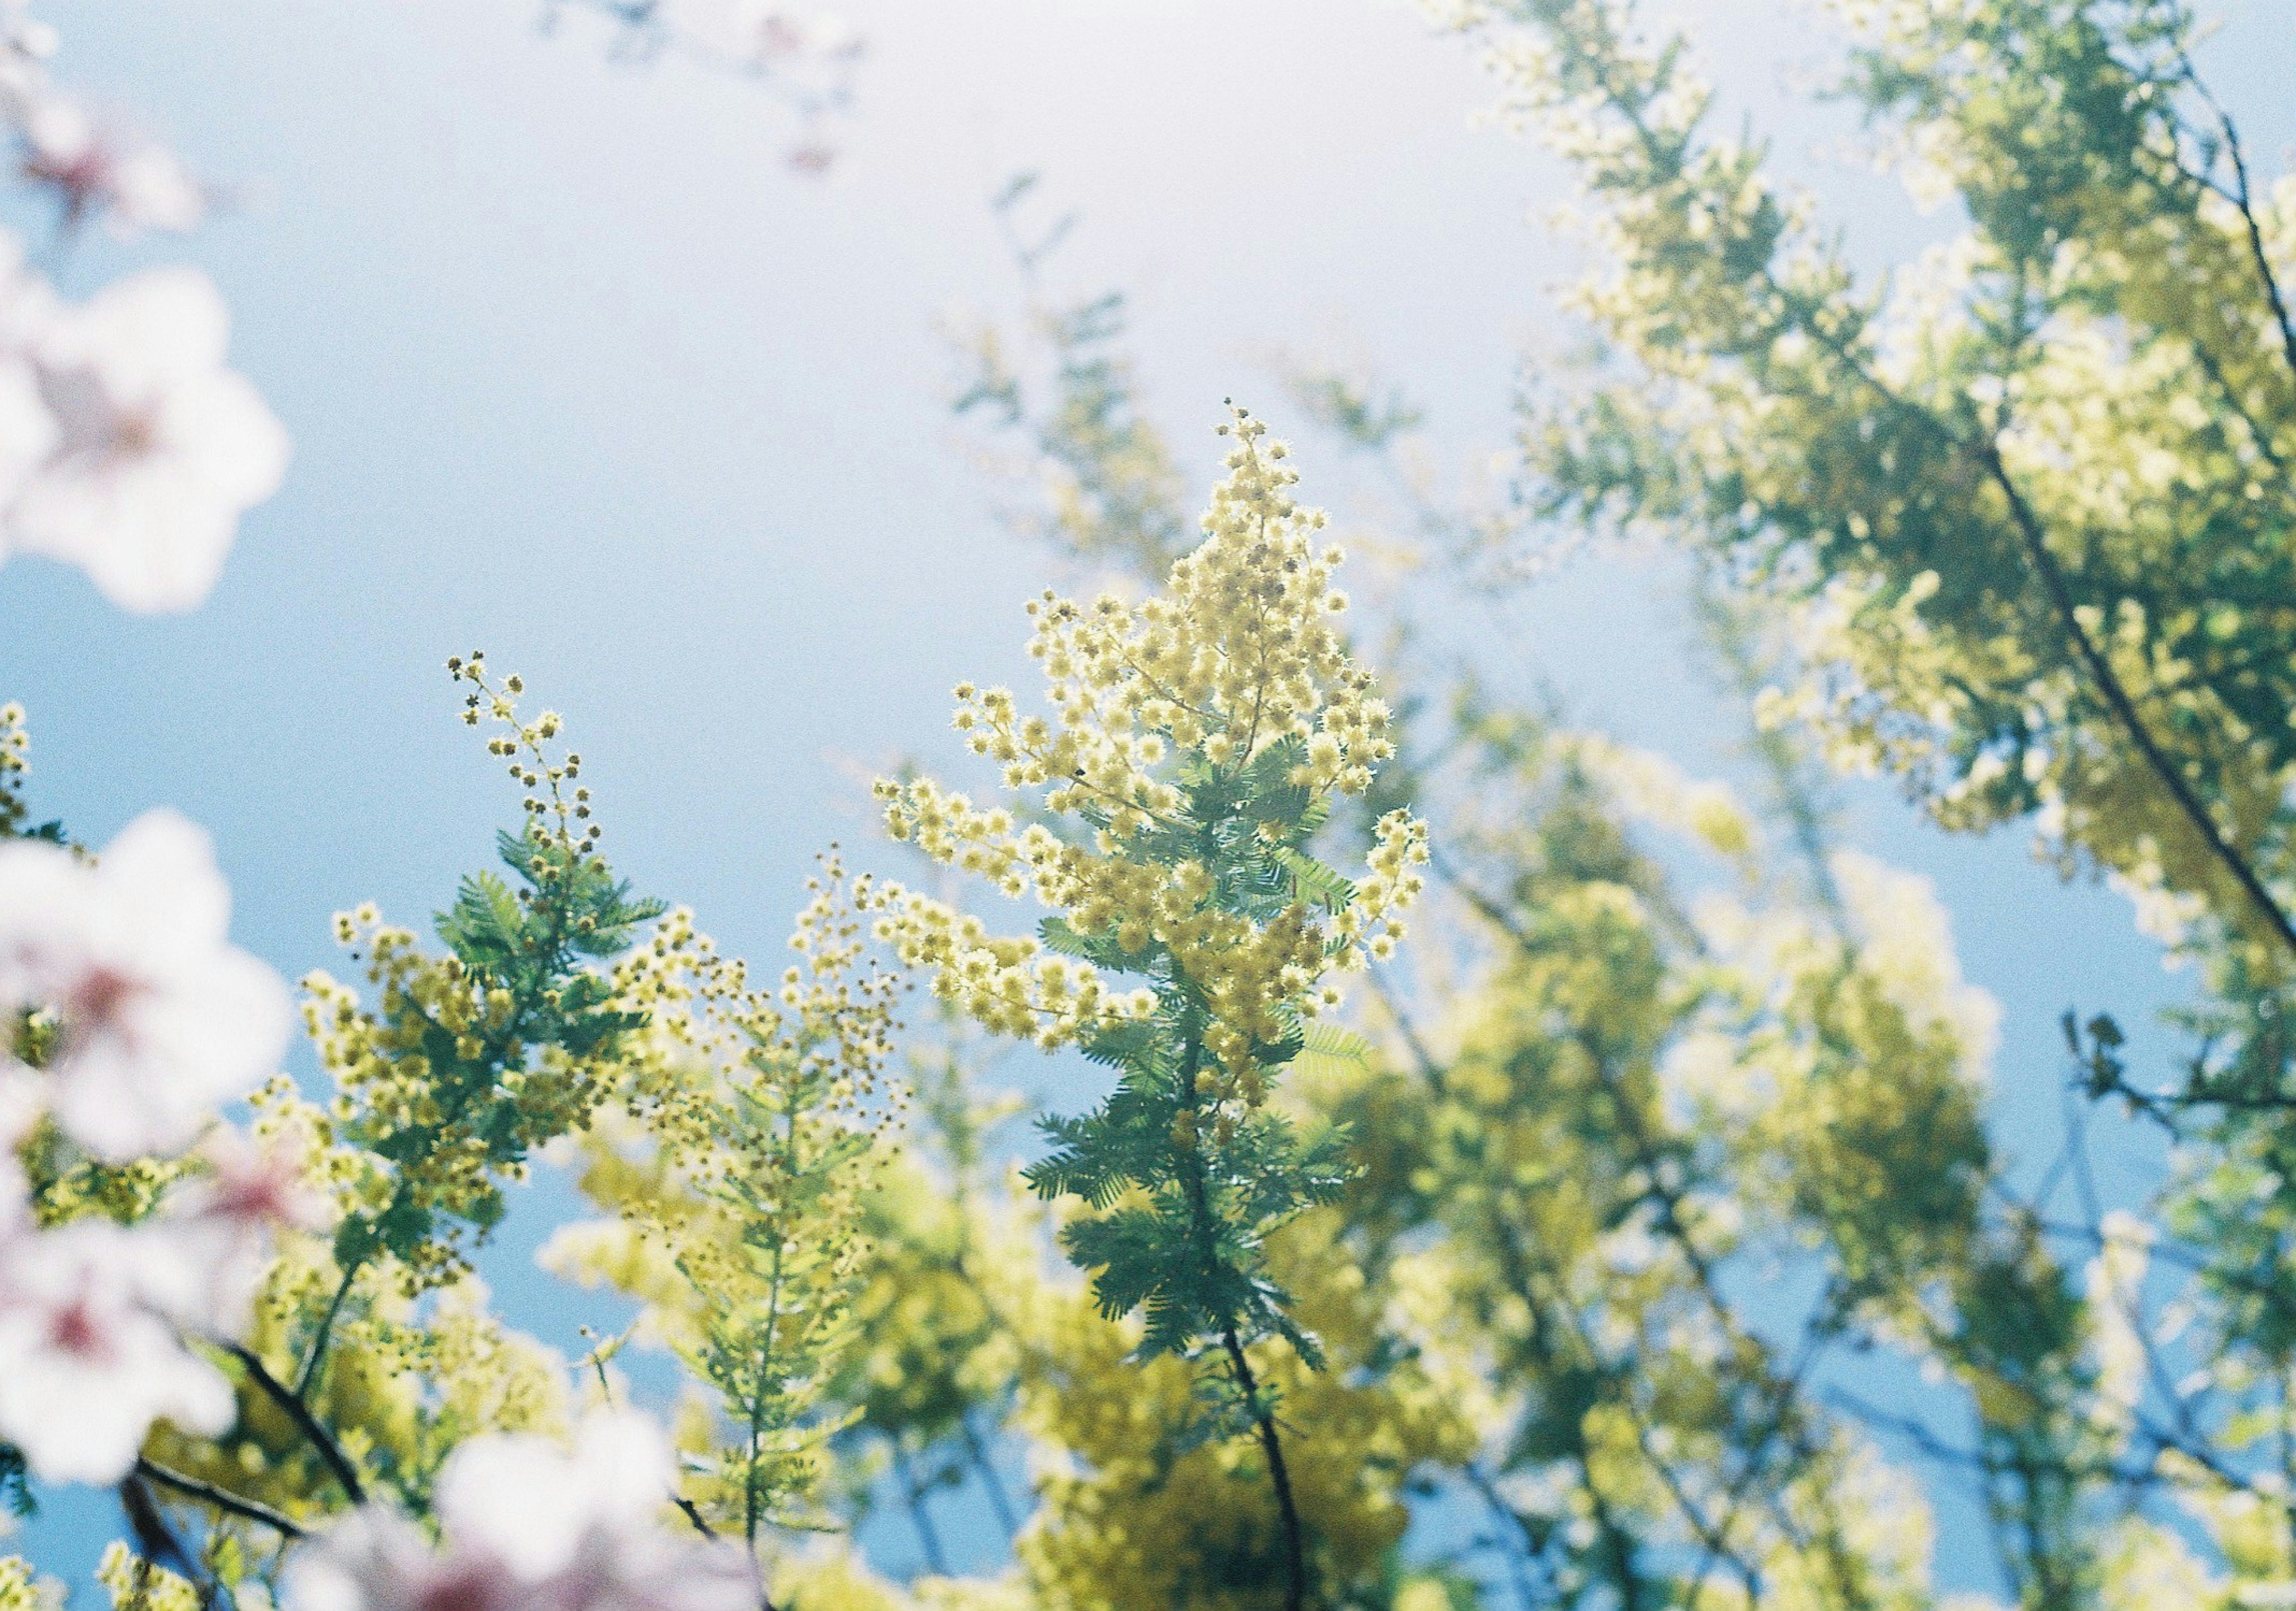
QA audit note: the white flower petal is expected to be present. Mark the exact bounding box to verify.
[93,807,231,947]
[0,809,288,1160]
[0,1221,238,1483]
[296,1410,755,1611]
[43,267,227,387]
[10,265,288,613]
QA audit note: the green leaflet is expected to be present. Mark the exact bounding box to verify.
[1272,846,1357,913]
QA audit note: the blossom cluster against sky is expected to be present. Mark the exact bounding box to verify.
[18,0,2279,1111]
[7,0,2295,1588]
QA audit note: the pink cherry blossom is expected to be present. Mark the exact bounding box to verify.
[163,1131,327,1337]
[0,808,289,1161]
[17,91,204,237]
[0,242,59,533]
[0,1216,236,1483]
[289,1412,758,1611]
[10,267,288,612]
[643,1,861,74]
[0,1101,301,1484]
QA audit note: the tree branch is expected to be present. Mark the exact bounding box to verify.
[135,1459,308,1540]
[955,1411,1021,1543]
[1532,10,2296,965]
[294,1264,361,1402]
[1221,1327,1308,1611]
[890,1438,951,1579]
[674,1496,719,1540]
[1972,437,2296,957]
[224,1343,365,1506]
[671,1501,780,1611]
[2175,47,2296,389]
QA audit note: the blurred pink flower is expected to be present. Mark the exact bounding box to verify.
[10,267,287,612]
[18,91,204,236]
[0,1216,236,1482]
[0,808,289,1161]
[291,1413,758,1611]
[164,1131,328,1336]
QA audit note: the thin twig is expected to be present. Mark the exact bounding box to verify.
[890,1438,951,1579]
[135,1459,308,1540]
[2175,45,2296,386]
[675,1496,720,1540]
[1460,1464,1553,1611]
[671,1502,780,1611]
[294,1265,361,1401]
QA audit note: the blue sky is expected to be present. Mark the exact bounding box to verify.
[6,0,2294,1596]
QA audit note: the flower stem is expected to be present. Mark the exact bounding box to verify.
[294,1261,361,1401]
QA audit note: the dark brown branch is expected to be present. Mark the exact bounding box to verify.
[675,1496,720,1540]
[224,1343,365,1506]
[1472,1200,1677,1609]
[1460,1463,1553,1611]
[120,1469,222,1611]
[1973,438,2296,958]
[2175,48,2296,388]
[119,1469,199,1577]
[2182,329,2287,474]
[1766,293,2296,961]
[1221,1327,1308,1611]
[1161,1013,1308,1610]
[890,1438,951,1578]
[1773,291,2296,961]
[1828,1388,2157,1491]
[1432,852,1880,1597]
[135,1459,307,1540]
[1680,1328,1831,1609]
[294,1265,360,1401]
[2024,1206,2296,1320]
[1364,967,1446,1098]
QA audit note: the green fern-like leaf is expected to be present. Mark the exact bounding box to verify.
[1273,846,1357,912]
[1294,1022,1372,1081]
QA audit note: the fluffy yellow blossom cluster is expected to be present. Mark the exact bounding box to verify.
[871,886,1155,1053]
[450,652,606,861]
[958,411,1388,809]
[0,702,29,837]
[0,1558,47,1611]
[602,861,902,1131]
[877,409,1427,1088]
[546,855,903,1537]
[308,912,502,1095]
[288,664,666,1292]
[300,908,610,1287]
[1351,809,1429,965]
[97,1545,199,1611]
